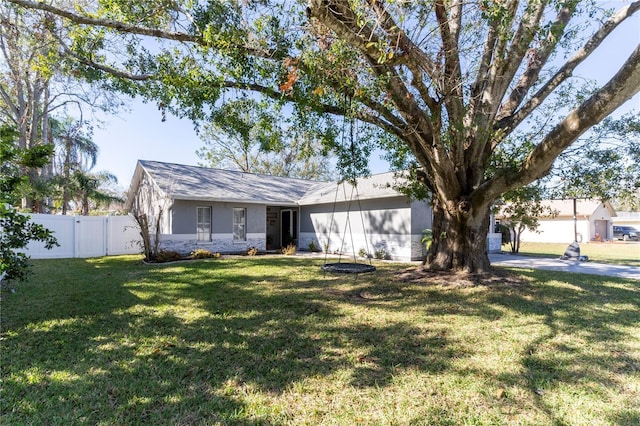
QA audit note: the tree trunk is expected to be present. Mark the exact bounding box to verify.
[62,138,72,215]
[424,201,492,273]
[81,193,89,216]
[136,214,152,261]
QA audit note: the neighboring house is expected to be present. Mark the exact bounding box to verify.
[612,211,640,228]
[496,199,617,244]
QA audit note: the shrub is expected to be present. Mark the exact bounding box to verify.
[154,250,184,263]
[421,229,433,251]
[358,248,370,258]
[374,248,388,260]
[282,243,297,255]
[190,249,220,259]
[308,240,320,252]
[247,247,259,256]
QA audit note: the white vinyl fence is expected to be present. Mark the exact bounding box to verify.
[19,214,142,259]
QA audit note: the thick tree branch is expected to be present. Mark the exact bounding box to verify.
[488,0,546,121]
[307,0,388,63]
[467,21,498,125]
[434,0,463,119]
[499,0,640,135]
[406,62,438,112]
[497,3,577,120]
[54,34,154,81]
[308,0,439,155]
[482,44,640,202]
[367,0,440,94]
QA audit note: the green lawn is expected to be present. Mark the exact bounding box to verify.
[1,256,639,425]
[507,242,640,267]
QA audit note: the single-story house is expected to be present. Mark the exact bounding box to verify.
[496,199,617,243]
[125,160,502,261]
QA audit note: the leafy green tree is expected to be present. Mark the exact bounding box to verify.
[10,0,640,272]
[196,99,334,180]
[1,3,123,211]
[496,185,557,254]
[68,170,122,215]
[49,117,99,214]
[0,125,58,282]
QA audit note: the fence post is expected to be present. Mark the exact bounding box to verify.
[105,215,110,256]
[74,215,80,258]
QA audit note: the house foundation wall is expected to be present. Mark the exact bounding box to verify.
[159,233,266,254]
[487,233,502,253]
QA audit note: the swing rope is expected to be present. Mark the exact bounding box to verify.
[339,182,357,263]
[322,181,341,266]
[321,95,375,274]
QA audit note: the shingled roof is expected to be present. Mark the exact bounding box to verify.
[298,172,402,205]
[126,160,407,208]
[127,160,325,207]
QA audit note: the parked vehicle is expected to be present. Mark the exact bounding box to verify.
[612,225,639,241]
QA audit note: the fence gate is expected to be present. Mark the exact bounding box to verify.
[76,216,108,258]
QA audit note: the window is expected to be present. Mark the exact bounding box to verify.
[197,207,211,241]
[233,208,246,241]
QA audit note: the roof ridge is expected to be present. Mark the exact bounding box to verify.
[138,159,328,184]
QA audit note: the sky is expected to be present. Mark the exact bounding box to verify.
[91,3,640,191]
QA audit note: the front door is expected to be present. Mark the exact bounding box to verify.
[281,209,298,247]
[594,220,608,240]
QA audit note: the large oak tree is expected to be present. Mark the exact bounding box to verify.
[10,0,639,272]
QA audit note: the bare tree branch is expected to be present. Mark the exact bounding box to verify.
[497,3,577,120]
[482,43,640,202]
[499,0,640,135]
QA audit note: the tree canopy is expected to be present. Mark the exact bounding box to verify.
[196,97,335,180]
[8,0,639,272]
[0,125,58,281]
[1,2,124,212]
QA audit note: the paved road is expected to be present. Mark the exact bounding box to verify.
[489,253,640,280]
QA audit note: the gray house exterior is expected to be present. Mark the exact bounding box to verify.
[125,160,433,261]
[298,175,432,260]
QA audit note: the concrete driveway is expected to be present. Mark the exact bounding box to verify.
[489,253,640,280]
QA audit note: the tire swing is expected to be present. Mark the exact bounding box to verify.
[321,107,376,274]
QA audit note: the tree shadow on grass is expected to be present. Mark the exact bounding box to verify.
[1,256,458,423]
[380,265,640,424]
[483,268,640,425]
[2,257,639,424]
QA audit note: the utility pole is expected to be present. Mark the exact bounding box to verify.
[573,198,578,242]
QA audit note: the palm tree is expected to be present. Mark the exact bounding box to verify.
[51,118,99,214]
[69,170,122,215]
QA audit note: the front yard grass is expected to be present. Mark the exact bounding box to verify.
[508,241,640,267]
[1,255,639,425]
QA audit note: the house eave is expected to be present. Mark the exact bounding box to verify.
[298,192,405,206]
[171,195,299,207]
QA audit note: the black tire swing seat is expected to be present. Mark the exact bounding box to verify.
[321,262,376,274]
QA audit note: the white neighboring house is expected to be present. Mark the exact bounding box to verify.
[497,199,617,244]
[612,211,640,228]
